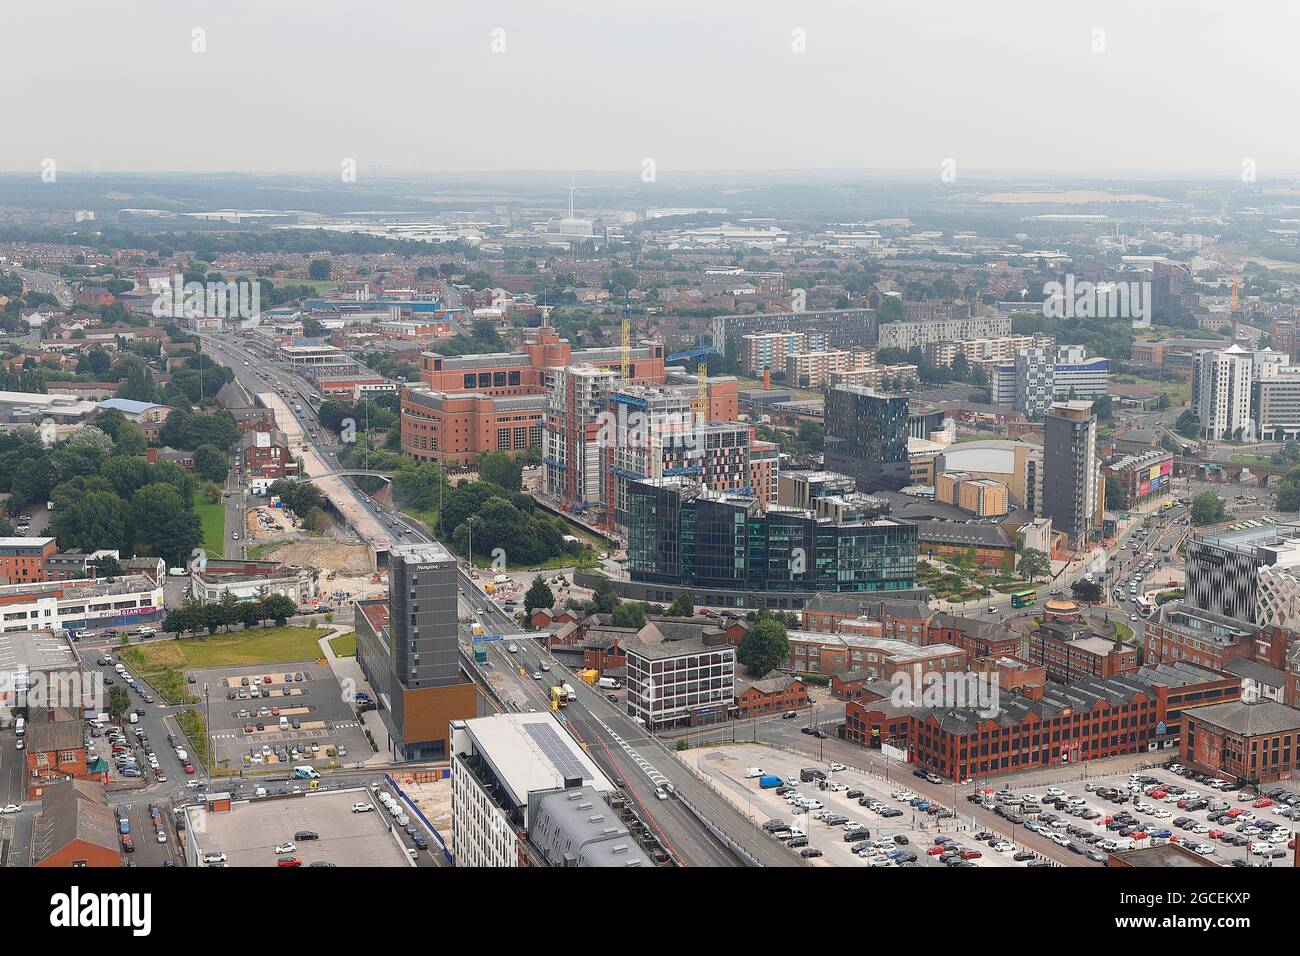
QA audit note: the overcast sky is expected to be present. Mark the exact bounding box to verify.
[4,0,1297,177]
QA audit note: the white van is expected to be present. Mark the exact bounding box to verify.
[114,663,125,674]
[279,716,289,731]
[129,713,139,725]
[743,767,763,779]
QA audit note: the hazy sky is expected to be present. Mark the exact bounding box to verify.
[4,0,1298,177]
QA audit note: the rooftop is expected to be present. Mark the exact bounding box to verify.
[626,638,733,662]
[1110,844,1219,868]
[458,711,613,810]
[0,537,55,549]
[1187,700,1300,737]
[0,629,77,672]
[186,788,414,867]
[0,573,159,603]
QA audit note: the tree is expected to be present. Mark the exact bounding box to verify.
[523,576,555,619]
[1071,579,1102,604]
[261,593,297,626]
[112,422,147,457]
[218,592,241,631]
[1104,475,1127,511]
[308,259,332,281]
[108,685,131,719]
[95,407,128,440]
[116,359,163,403]
[1174,410,1199,439]
[91,554,124,577]
[8,455,56,510]
[736,617,790,678]
[591,580,619,615]
[611,602,647,630]
[477,451,522,492]
[193,444,229,484]
[1018,548,1051,582]
[63,425,114,452]
[1190,492,1226,527]
[666,590,695,617]
[128,483,202,566]
[241,600,265,630]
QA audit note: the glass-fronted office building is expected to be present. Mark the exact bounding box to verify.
[627,477,916,595]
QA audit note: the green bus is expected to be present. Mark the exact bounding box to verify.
[1010,589,1036,608]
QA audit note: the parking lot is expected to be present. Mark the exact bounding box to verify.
[185,788,414,867]
[989,763,1298,867]
[92,718,171,788]
[686,744,1049,868]
[191,662,370,773]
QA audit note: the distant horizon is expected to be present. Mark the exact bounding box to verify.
[1,167,1298,181]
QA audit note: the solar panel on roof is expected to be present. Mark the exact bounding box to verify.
[525,722,592,783]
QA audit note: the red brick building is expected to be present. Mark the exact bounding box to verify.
[400,387,544,467]
[841,662,1236,781]
[930,614,1022,660]
[584,634,629,672]
[1144,604,1258,672]
[0,536,58,584]
[235,429,297,480]
[32,779,120,868]
[1022,617,1138,683]
[530,608,578,630]
[1182,700,1300,785]
[831,670,894,702]
[734,674,809,718]
[25,707,96,799]
[418,324,665,397]
[787,630,967,680]
[403,324,666,466]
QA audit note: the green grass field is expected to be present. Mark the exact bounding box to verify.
[122,627,326,686]
[194,494,226,558]
[1113,373,1191,408]
[328,632,356,657]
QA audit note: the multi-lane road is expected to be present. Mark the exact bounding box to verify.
[197,331,799,866]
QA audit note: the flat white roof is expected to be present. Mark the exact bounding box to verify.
[462,711,612,808]
[0,537,54,548]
